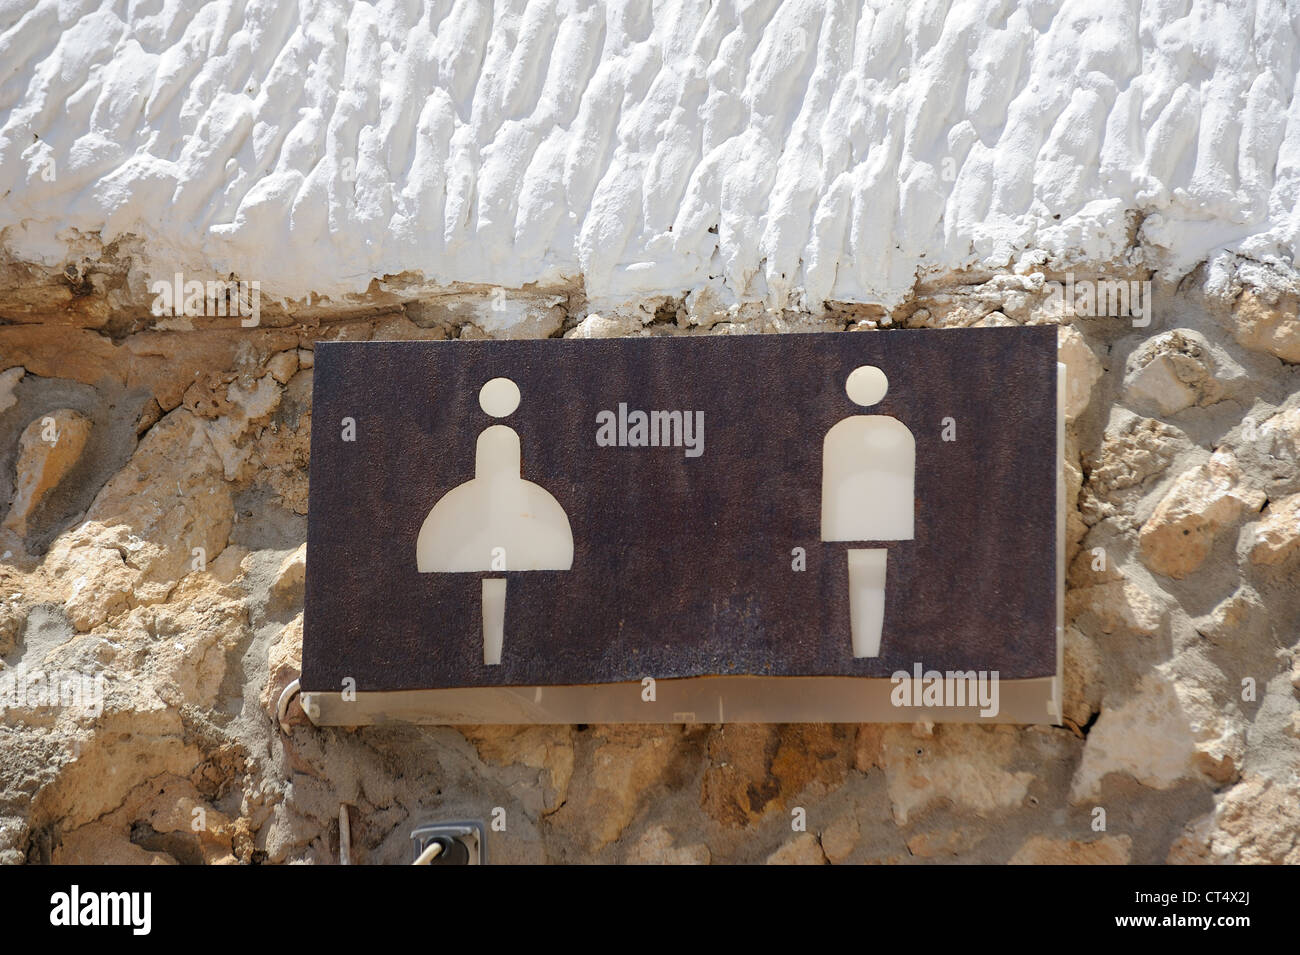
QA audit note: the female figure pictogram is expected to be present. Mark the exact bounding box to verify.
[417,378,574,664]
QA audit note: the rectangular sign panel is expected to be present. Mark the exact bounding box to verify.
[302,328,1062,724]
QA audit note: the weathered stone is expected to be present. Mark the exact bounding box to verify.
[905,826,984,858]
[0,325,299,413]
[853,724,884,772]
[1063,626,1103,727]
[198,374,283,481]
[549,726,679,850]
[1066,579,1164,636]
[1083,417,1185,520]
[564,312,644,339]
[1168,775,1300,864]
[129,776,231,836]
[820,812,860,863]
[1058,325,1103,420]
[0,366,22,414]
[3,409,92,536]
[683,285,750,328]
[1170,675,1245,786]
[460,724,575,815]
[1249,493,1300,565]
[52,822,178,865]
[270,544,307,606]
[1192,587,1262,645]
[0,601,23,657]
[93,775,238,864]
[701,724,852,828]
[1071,672,1200,802]
[1138,450,1266,578]
[1064,434,1087,560]
[266,350,299,384]
[466,295,566,340]
[908,274,1035,327]
[1258,406,1300,457]
[879,725,1034,825]
[1126,352,1197,415]
[41,409,233,630]
[262,614,304,726]
[208,544,250,584]
[38,532,139,630]
[0,269,1295,865]
[1008,835,1132,864]
[1124,329,1242,416]
[102,583,248,713]
[457,322,490,340]
[1067,540,1123,589]
[765,832,827,865]
[0,817,27,865]
[1231,288,1300,363]
[252,370,312,516]
[31,706,204,828]
[624,825,710,864]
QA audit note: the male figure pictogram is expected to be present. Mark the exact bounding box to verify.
[416,377,574,664]
[821,365,915,657]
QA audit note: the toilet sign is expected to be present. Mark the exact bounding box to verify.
[302,328,1063,724]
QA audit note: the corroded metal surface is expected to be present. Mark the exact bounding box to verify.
[302,328,1057,692]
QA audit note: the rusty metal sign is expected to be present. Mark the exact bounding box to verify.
[301,327,1060,722]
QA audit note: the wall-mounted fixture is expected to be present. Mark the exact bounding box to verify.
[300,329,1063,725]
[411,822,485,865]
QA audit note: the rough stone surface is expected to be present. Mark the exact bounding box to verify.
[625,825,710,865]
[1084,417,1186,511]
[1062,626,1103,729]
[1,255,1298,865]
[1066,579,1164,638]
[1138,450,1267,579]
[0,368,22,415]
[1071,672,1209,803]
[1123,329,1244,417]
[5,3,1285,856]
[765,832,827,865]
[3,410,92,537]
[1009,835,1132,865]
[1249,493,1300,566]
[1167,775,1300,865]
[700,724,852,829]
[1231,290,1300,364]
[880,725,1034,825]
[1059,325,1103,422]
[820,812,861,864]
[549,725,681,851]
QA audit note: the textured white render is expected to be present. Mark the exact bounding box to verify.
[2,0,1299,311]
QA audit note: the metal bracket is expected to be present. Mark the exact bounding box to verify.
[276,679,302,734]
[277,678,324,732]
[411,821,486,865]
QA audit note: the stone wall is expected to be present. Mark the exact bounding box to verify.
[2,254,1297,864]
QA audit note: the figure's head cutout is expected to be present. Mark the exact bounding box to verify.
[479,377,521,417]
[846,366,888,407]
